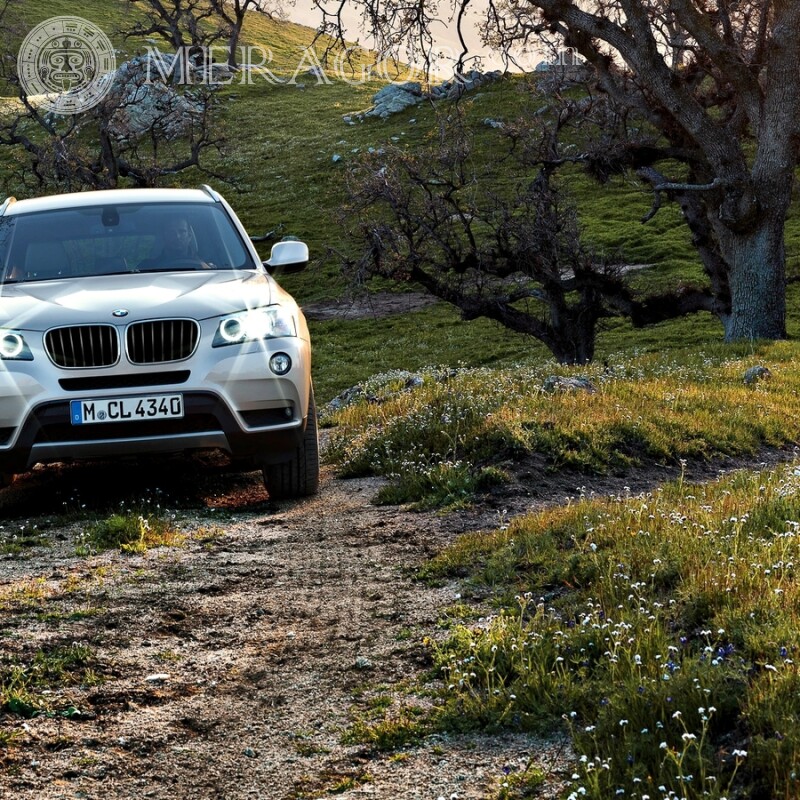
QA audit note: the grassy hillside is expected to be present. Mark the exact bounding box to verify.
[5,6,800,798]
[2,0,800,404]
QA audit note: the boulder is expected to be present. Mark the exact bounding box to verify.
[196,62,235,84]
[326,385,377,413]
[542,375,597,394]
[345,71,506,123]
[105,56,206,141]
[743,365,772,385]
[365,82,424,119]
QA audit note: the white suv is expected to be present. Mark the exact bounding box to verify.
[0,186,318,498]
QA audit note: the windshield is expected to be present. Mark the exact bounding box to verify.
[0,201,258,283]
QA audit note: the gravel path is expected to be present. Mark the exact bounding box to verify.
[0,461,569,799]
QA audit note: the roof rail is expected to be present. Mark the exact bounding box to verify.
[200,184,221,202]
[0,196,16,216]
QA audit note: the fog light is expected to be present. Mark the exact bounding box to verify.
[269,352,292,375]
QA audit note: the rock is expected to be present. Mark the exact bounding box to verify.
[354,655,373,670]
[332,154,342,163]
[345,72,501,121]
[373,81,421,102]
[379,95,419,118]
[542,375,597,394]
[326,385,377,413]
[428,69,504,101]
[483,118,505,129]
[195,62,235,84]
[323,369,457,416]
[145,673,170,683]
[242,747,257,758]
[743,365,772,385]
[364,82,424,119]
[105,56,206,141]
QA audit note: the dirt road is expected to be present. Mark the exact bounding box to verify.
[0,460,567,799]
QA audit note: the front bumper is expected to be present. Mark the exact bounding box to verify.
[0,332,311,472]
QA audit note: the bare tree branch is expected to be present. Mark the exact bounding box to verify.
[637,167,723,223]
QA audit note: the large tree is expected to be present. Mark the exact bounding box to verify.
[126,0,225,53]
[0,82,223,193]
[209,1,291,68]
[320,1,800,342]
[0,7,224,192]
[127,0,291,69]
[345,113,618,364]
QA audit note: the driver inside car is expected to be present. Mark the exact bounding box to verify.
[138,217,206,270]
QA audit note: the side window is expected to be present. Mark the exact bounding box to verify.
[0,217,19,281]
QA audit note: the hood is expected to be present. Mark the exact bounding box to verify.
[0,270,278,330]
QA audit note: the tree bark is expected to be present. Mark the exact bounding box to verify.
[227,21,243,68]
[718,214,788,341]
[528,0,800,343]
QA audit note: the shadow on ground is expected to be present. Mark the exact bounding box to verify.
[0,455,273,517]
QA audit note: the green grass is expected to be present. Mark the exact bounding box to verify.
[311,275,800,405]
[426,463,800,798]
[343,704,430,751]
[1,643,103,728]
[495,764,547,800]
[7,0,138,38]
[4,10,800,793]
[0,522,48,555]
[323,340,800,506]
[77,510,183,554]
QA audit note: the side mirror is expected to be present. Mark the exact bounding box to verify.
[264,240,309,274]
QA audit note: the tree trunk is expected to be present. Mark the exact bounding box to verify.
[717,213,787,341]
[547,293,599,365]
[227,22,243,68]
[550,332,595,365]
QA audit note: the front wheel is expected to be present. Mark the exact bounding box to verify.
[261,389,320,499]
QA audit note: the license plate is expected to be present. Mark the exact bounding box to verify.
[70,394,184,425]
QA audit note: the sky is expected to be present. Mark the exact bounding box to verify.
[287,1,544,74]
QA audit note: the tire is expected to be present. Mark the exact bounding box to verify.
[262,388,320,499]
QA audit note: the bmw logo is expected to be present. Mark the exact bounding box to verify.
[112,309,129,318]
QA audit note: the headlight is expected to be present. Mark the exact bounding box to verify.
[0,330,33,360]
[212,307,296,347]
